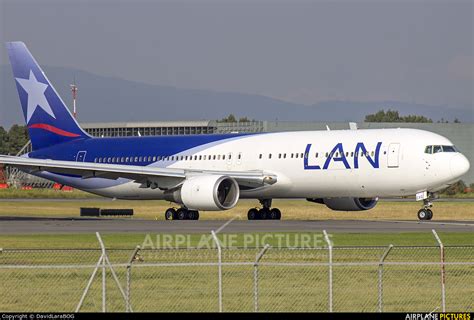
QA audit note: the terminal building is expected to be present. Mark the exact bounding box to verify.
[6,121,474,186]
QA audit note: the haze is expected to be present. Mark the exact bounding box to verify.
[0,0,472,114]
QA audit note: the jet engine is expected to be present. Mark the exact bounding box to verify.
[165,175,240,211]
[307,197,378,211]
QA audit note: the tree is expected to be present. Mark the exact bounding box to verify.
[442,180,467,195]
[365,109,432,123]
[218,114,237,123]
[0,126,8,155]
[239,117,251,122]
[7,125,29,155]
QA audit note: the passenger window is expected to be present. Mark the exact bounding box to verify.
[433,146,442,153]
[268,154,272,159]
[238,154,242,160]
[259,154,262,159]
[278,154,281,159]
[223,155,226,160]
[295,153,298,159]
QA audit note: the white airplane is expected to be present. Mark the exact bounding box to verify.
[0,42,470,220]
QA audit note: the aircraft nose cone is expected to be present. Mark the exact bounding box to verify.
[450,153,470,179]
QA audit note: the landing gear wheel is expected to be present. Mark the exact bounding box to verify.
[417,209,428,220]
[176,208,187,220]
[259,208,270,220]
[186,210,195,220]
[426,209,433,220]
[165,208,176,220]
[270,208,281,220]
[186,210,199,220]
[248,208,259,220]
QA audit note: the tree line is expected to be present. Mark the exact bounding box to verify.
[0,125,29,155]
[364,109,461,123]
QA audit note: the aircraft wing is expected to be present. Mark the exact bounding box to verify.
[0,155,277,190]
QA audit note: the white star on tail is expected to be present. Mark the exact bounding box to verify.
[16,70,56,123]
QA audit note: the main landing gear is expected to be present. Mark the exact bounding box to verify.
[247,199,282,220]
[417,196,435,221]
[165,207,199,220]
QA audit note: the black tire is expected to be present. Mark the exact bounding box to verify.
[270,208,281,220]
[165,208,176,220]
[177,208,187,220]
[186,210,195,220]
[193,211,200,220]
[259,208,270,220]
[248,208,259,220]
[426,209,433,220]
[417,209,428,220]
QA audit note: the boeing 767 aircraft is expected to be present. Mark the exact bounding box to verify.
[0,42,470,220]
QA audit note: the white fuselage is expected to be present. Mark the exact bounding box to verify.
[59,128,469,201]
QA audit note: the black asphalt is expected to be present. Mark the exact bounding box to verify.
[0,216,473,234]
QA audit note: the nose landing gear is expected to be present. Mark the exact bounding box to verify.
[417,196,435,221]
[247,199,282,220]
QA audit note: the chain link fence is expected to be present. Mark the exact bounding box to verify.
[0,231,473,312]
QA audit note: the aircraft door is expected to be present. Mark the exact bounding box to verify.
[387,143,400,168]
[76,151,87,162]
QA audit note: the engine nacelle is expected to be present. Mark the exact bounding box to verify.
[308,197,378,211]
[165,175,240,211]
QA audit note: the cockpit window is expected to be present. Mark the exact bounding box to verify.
[433,145,443,153]
[442,145,457,152]
[424,145,458,154]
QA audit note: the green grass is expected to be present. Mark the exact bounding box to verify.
[0,232,473,312]
[0,199,473,221]
[0,232,473,249]
[1,187,473,199]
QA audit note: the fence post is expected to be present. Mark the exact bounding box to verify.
[96,232,107,313]
[323,230,333,312]
[126,245,141,313]
[432,229,446,312]
[378,244,393,312]
[211,230,223,313]
[254,244,270,312]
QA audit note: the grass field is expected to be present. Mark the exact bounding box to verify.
[1,231,473,249]
[0,198,473,221]
[2,187,474,199]
[1,193,472,312]
[1,232,473,312]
